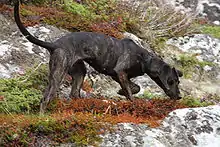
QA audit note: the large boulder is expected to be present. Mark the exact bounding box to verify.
[100,105,220,147]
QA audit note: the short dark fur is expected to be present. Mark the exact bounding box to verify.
[14,0,183,113]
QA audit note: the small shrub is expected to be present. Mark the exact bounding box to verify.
[120,1,198,52]
[0,64,48,113]
[90,21,124,38]
[24,63,49,91]
[63,0,94,18]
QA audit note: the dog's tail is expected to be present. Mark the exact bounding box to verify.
[14,0,57,53]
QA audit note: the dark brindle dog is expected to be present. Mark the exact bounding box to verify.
[14,0,183,113]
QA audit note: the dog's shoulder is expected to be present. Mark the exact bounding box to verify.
[121,38,141,49]
[121,38,136,44]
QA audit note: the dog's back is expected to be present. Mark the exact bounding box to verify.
[54,32,133,76]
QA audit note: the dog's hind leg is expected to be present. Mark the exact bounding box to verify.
[40,49,68,114]
[68,60,86,98]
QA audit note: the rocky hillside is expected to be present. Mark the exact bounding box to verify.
[0,0,220,146]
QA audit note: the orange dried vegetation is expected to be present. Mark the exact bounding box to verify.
[90,21,124,39]
[50,98,187,127]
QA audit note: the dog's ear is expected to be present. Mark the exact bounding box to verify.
[172,67,183,77]
[177,69,183,77]
[161,64,172,89]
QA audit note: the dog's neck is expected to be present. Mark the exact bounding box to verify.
[143,55,167,78]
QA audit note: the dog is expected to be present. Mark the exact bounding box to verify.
[14,0,183,113]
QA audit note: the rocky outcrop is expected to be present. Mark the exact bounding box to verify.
[100,105,220,147]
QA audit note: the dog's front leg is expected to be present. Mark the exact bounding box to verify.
[69,61,86,98]
[116,71,134,101]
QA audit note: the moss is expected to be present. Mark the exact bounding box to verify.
[202,25,220,39]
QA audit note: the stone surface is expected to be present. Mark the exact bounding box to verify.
[0,14,67,78]
[166,0,220,24]
[166,34,220,99]
[167,34,220,65]
[100,105,220,147]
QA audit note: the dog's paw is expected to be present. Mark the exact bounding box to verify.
[117,89,126,96]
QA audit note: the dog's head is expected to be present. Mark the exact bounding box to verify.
[142,56,183,99]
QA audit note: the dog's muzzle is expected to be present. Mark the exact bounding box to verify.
[165,90,182,100]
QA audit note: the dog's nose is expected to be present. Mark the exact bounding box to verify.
[177,95,182,99]
[176,93,182,99]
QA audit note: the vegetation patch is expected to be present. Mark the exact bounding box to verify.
[14,0,127,38]
[202,25,220,39]
[180,96,213,107]
[176,54,214,78]
[0,113,108,146]
[138,90,162,99]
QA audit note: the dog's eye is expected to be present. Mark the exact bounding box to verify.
[168,79,174,85]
